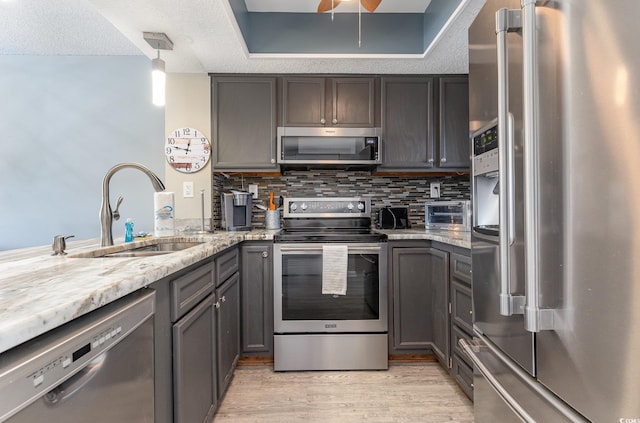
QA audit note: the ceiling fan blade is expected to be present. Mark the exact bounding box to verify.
[317,0,342,13]
[360,0,381,12]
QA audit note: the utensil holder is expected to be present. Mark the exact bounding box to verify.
[265,210,280,230]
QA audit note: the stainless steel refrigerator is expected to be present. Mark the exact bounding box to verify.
[463,1,640,421]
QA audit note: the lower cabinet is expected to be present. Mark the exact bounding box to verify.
[216,272,240,397]
[390,242,473,399]
[240,243,273,356]
[173,294,217,423]
[449,252,474,399]
[390,245,448,359]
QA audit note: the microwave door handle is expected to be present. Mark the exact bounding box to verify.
[497,8,525,317]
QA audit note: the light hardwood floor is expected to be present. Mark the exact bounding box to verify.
[214,363,473,422]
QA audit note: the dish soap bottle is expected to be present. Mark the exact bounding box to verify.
[125,218,134,242]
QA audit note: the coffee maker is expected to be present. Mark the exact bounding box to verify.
[221,190,253,231]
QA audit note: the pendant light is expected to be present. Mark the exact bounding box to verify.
[143,32,173,107]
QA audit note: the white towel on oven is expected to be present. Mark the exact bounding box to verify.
[322,245,348,296]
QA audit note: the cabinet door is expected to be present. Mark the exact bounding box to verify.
[241,244,273,355]
[451,279,473,335]
[380,77,436,170]
[173,294,217,423]
[392,247,434,352]
[429,248,450,367]
[282,77,326,126]
[438,76,470,169]
[212,76,278,170]
[331,78,375,127]
[216,272,240,398]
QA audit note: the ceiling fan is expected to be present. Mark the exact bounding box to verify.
[317,0,382,13]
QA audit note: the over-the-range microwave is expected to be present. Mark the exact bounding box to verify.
[277,126,382,166]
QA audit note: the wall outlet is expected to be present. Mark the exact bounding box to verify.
[183,181,194,198]
[430,182,441,198]
[248,184,259,199]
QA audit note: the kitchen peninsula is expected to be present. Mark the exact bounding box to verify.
[0,228,470,422]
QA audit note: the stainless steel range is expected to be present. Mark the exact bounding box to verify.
[273,197,388,371]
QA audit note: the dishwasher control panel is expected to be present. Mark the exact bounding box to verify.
[0,290,154,422]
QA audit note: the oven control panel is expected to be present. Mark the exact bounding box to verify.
[283,197,371,218]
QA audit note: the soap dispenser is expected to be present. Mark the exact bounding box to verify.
[125,218,134,242]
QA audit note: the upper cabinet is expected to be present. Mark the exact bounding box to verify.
[282,77,377,127]
[209,74,468,173]
[379,77,436,170]
[212,76,278,171]
[378,75,470,173]
[438,77,470,169]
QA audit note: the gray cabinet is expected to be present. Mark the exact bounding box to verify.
[430,248,450,367]
[282,77,376,127]
[391,247,433,352]
[449,252,473,399]
[241,243,273,355]
[391,246,448,355]
[379,76,470,172]
[438,77,470,169]
[380,77,436,170]
[216,272,240,398]
[173,294,217,423]
[168,261,217,423]
[212,76,278,171]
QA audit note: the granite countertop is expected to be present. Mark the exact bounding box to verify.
[0,230,276,354]
[0,227,468,355]
[378,228,471,249]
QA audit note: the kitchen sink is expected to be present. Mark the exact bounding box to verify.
[68,239,206,258]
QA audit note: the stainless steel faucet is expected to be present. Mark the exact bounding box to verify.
[100,163,165,246]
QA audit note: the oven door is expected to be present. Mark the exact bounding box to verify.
[274,243,388,334]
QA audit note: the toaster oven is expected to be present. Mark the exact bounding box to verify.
[425,200,471,231]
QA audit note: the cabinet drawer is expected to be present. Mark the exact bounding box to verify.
[451,280,473,334]
[451,253,472,285]
[451,353,474,400]
[171,263,215,322]
[216,248,239,286]
[451,324,472,368]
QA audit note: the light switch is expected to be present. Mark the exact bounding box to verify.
[183,181,194,198]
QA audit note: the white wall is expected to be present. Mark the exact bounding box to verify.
[164,73,212,224]
[0,55,164,250]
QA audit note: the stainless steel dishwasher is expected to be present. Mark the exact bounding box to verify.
[0,289,155,422]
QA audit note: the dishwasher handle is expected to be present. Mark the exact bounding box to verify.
[43,353,107,407]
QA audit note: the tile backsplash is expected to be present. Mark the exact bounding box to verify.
[212,171,470,230]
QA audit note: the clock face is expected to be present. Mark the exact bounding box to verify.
[165,127,211,173]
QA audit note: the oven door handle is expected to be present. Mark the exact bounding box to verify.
[277,245,381,253]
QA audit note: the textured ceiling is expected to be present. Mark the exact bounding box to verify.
[0,0,485,74]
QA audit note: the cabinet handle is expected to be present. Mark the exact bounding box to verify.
[271,158,276,164]
[320,118,326,125]
[331,118,338,125]
[262,251,269,258]
[221,295,226,303]
[441,157,447,163]
[428,158,434,163]
[215,301,221,309]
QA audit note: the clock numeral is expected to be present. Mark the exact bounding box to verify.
[168,138,176,145]
[169,156,175,163]
[194,163,201,170]
[200,138,207,144]
[166,147,172,154]
[200,157,206,163]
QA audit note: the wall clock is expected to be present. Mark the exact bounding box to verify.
[165,127,211,173]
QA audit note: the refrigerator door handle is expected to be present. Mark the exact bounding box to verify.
[460,338,535,422]
[521,0,555,332]
[496,8,525,316]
